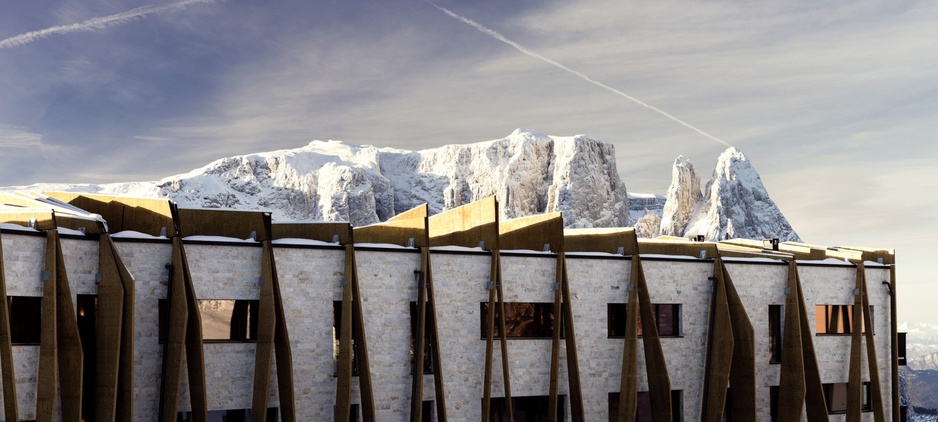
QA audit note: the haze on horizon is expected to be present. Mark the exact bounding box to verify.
[1,0,937,323]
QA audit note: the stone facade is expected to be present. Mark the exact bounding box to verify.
[0,226,897,421]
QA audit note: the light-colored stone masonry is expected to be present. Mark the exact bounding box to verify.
[0,230,897,421]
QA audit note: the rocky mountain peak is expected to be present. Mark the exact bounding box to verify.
[658,155,702,237]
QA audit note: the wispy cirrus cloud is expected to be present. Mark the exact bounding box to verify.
[0,0,219,49]
[0,123,57,151]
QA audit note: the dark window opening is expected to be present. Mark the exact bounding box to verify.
[7,296,41,344]
[479,302,561,339]
[409,301,434,374]
[608,390,683,422]
[199,299,259,341]
[607,303,682,338]
[769,305,782,364]
[815,305,872,335]
[333,301,360,377]
[333,404,360,422]
[769,386,779,421]
[488,395,564,422]
[177,407,278,421]
[898,332,907,366]
[77,294,97,422]
[822,382,872,414]
[421,400,435,422]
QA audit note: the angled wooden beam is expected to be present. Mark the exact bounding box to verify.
[777,261,806,422]
[0,231,19,422]
[559,251,584,421]
[270,239,296,422]
[548,251,563,422]
[54,232,84,422]
[349,243,375,421]
[251,215,278,422]
[861,266,886,422]
[335,245,355,422]
[634,257,671,422]
[36,233,58,422]
[722,261,755,421]
[428,196,498,249]
[424,248,447,422]
[481,250,499,422]
[95,235,125,421]
[848,263,865,421]
[563,227,638,256]
[701,258,734,422]
[616,258,640,422]
[795,264,829,422]
[160,237,190,422]
[181,239,208,422]
[271,222,351,244]
[109,235,136,422]
[493,252,513,421]
[410,247,429,422]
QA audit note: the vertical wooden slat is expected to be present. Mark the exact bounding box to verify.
[560,252,584,421]
[160,238,189,422]
[861,267,886,422]
[111,236,136,422]
[334,245,355,422]
[702,258,733,422]
[847,263,864,420]
[481,251,498,422]
[616,257,640,422]
[270,243,296,422]
[722,261,755,421]
[777,260,806,421]
[547,253,563,422]
[36,233,58,422]
[0,231,19,422]
[889,265,899,422]
[55,232,84,422]
[251,240,277,422]
[181,239,208,422]
[95,235,125,421]
[425,249,447,422]
[634,258,671,422]
[349,245,375,421]
[494,252,513,421]
[410,248,429,422]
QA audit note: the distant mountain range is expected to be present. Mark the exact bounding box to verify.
[3,129,799,243]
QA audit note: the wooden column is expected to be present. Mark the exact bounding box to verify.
[548,252,563,422]
[271,240,296,422]
[795,264,829,422]
[860,266,886,422]
[616,257,640,422]
[0,231,19,422]
[36,233,58,422]
[481,251,500,422]
[160,237,189,422]
[111,236,136,422]
[847,263,865,421]
[559,251,583,421]
[424,248,447,422]
[181,239,208,422]
[335,245,355,422]
[410,248,429,422]
[95,235,125,421]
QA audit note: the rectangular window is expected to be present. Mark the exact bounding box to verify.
[409,301,434,374]
[822,382,872,414]
[77,295,97,422]
[479,302,560,339]
[199,299,259,341]
[488,395,564,421]
[815,305,872,335]
[177,408,277,421]
[7,296,42,344]
[898,332,907,366]
[608,390,683,422]
[607,303,682,338]
[769,386,779,421]
[333,301,360,376]
[421,400,435,422]
[769,305,782,364]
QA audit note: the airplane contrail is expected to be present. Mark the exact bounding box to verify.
[423,1,733,148]
[0,0,218,49]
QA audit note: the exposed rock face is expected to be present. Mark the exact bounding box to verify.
[633,211,661,239]
[24,129,630,227]
[659,156,701,237]
[681,147,801,242]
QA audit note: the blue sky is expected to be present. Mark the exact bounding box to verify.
[2,0,937,323]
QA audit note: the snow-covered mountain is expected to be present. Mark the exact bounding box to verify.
[3,130,801,244]
[6,129,630,228]
[658,148,801,242]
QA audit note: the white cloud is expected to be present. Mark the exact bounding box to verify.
[0,124,57,151]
